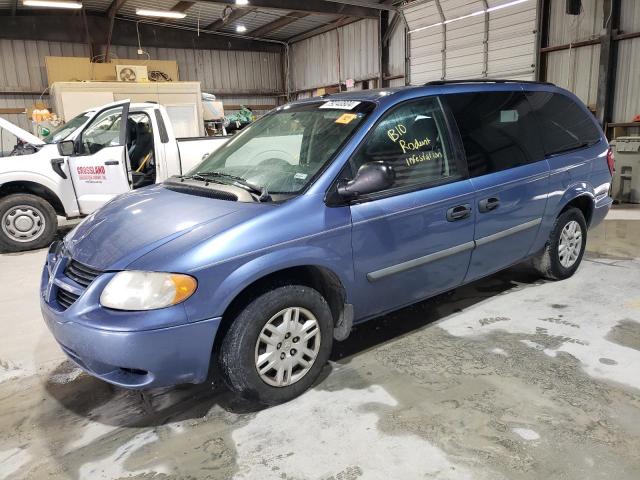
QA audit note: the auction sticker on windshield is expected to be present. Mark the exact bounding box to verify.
[335,113,358,124]
[320,100,361,110]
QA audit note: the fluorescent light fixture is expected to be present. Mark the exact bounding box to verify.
[236,0,249,5]
[409,0,529,34]
[236,24,247,33]
[136,8,187,19]
[22,0,82,8]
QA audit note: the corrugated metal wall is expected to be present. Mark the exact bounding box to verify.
[0,40,91,94]
[613,0,640,123]
[403,0,443,84]
[402,0,538,84]
[0,38,283,150]
[545,0,602,108]
[388,11,407,86]
[107,45,282,94]
[544,0,640,123]
[0,38,283,95]
[289,19,380,93]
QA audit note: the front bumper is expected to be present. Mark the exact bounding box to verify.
[40,246,221,389]
[41,297,221,389]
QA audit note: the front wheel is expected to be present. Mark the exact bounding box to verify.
[532,207,587,280]
[0,194,58,253]
[219,285,333,405]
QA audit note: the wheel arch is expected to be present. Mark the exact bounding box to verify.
[213,263,349,353]
[0,180,65,216]
[558,192,595,226]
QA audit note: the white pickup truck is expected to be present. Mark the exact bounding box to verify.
[0,100,229,252]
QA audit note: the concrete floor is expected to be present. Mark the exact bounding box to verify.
[1,221,639,479]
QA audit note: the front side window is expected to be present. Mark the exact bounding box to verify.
[44,112,91,144]
[79,108,124,155]
[445,91,545,178]
[194,101,374,196]
[525,91,601,156]
[349,97,460,192]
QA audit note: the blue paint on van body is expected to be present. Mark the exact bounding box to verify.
[40,83,613,388]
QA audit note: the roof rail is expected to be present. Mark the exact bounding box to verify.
[424,79,555,86]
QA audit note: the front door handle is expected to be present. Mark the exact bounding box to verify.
[105,160,119,166]
[478,197,500,213]
[446,204,472,221]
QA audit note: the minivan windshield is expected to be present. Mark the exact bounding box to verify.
[44,112,92,144]
[192,100,374,196]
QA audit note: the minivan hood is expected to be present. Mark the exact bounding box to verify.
[0,117,44,146]
[65,184,263,270]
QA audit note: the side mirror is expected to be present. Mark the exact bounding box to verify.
[337,161,395,199]
[57,140,76,156]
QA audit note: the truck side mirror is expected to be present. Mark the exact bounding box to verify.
[337,161,395,199]
[57,140,76,157]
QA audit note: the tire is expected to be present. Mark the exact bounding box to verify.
[532,207,587,280]
[0,194,58,253]
[219,285,333,405]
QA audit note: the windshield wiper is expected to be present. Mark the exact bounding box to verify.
[193,171,271,202]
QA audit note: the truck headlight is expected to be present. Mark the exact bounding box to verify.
[100,271,197,311]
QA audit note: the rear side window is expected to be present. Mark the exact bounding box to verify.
[525,91,601,156]
[445,91,544,177]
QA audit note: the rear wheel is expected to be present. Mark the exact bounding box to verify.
[219,285,333,405]
[532,207,587,280]
[0,194,57,252]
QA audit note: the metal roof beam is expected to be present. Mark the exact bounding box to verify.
[106,0,127,17]
[249,11,308,38]
[206,6,255,31]
[0,14,283,53]
[199,0,380,18]
[105,0,128,62]
[322,0,396,12]
[170,1,196,13]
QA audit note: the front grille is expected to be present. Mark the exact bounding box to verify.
[56,288,79,310]
[65,260,101,287]
[55,259,102,310]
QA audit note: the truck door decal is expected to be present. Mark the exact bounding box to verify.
[77,165,107,183]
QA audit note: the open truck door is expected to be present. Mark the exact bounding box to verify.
[65,101,131,215]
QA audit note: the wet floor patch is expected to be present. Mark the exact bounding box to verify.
[606,320,640,351]
[365,326,640,480]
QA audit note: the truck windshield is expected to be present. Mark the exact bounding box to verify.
[44,112,92,144]
[193,100,374,195]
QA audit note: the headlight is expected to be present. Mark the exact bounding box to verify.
[100,271,197,311]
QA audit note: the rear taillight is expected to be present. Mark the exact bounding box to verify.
[606,147,615,175]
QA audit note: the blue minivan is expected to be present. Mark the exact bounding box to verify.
[41,81,614,405]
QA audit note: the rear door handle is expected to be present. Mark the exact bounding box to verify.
[446,204,472,221]
[478,197,500,213]
[105,160,119,166]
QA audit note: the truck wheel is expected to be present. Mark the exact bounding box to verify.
[532,207,587,280]
[219,285,333,405]
[0,194,58,252]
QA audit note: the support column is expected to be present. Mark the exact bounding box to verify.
[380,10,389,88]
[595,0,621,126]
